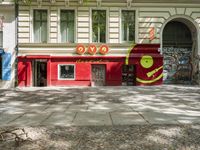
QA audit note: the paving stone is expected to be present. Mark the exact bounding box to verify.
[8,112,52,126]
[140,112,179,124]
[43,104,69,113]
[73,112,112,126]
[87,103,132,112]
[166,113,200,124]
[25,105,49,113]
[66,105,88,112]
[0,106,26,114]
[0,113,24,126]
[111,112,147,125]
[41,112,76,126]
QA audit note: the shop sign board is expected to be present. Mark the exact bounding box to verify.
[76,44,109,55]
[88,44,97,55]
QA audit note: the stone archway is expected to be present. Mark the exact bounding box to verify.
[161,17,199,84]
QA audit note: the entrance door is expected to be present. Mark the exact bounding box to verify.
[91,65,106,86]
[33,60,47,87]
[122,65,136,86]
[163,21,193,84]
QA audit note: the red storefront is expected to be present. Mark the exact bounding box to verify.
[17,44,163,87]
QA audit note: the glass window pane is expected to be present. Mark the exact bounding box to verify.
[92,10,106,43]
[60,10,75,43]
[68,22,74,43]
[34,10,48,43]
[34,22,40,42]
[59,65,75,79]
[61,22,67,42]
[41,22,47,43]
[61,11,67,21]
[34,10,41,21]
[42,11,47,21]
[122,10,135,42]
[92,23,98,42]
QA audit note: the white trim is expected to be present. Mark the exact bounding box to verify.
[58,64,76,80]
[30,7,50,43]
[0,30,3,48]
[160,14,200,55]
[90,7,109,43]
[58,7,77,43]
[135,8,139,44]
[119,8,138,44]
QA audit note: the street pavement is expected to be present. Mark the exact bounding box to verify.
[0,85,200,126]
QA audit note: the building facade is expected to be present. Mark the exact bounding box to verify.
[0,0,16,88]
[17,0,200,87]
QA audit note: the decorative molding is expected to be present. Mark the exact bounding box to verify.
[65,0,69,7]
[97,0,102,7]
[0,16,5,31]
[50,0,56,4]
[127,0,132,8]
[37,0,42,7]
[79,0,83,5]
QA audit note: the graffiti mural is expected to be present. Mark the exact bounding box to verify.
[126,44,163,85]
[163,47,192,84]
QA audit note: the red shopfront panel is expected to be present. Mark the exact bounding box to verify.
[128,44,163,86]
[50,57,123,86]
[106,62,122,86]
[18,60,27,87]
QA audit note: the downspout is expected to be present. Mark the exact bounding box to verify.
[15,0,19,87]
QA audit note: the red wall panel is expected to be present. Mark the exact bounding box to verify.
[76,63,91,80]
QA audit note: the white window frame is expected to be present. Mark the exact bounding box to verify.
[0,30,3,48]
[58,64,75,80]
[30,7,50,43]
[58,7,77,43]
[120,8,138,44]
[90,8,109,43]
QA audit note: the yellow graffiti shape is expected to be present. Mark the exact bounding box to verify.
[136,73,163,84]
[125,43,136,65]
[140,55,153,69]
[147,66,163,77]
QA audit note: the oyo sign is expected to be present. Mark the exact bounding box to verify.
[88,44,97,55]
[76,44,86,55]
[76,44,109,55]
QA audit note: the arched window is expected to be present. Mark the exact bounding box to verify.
[163,21,192,48]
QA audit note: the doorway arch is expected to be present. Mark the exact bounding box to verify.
[161,16,199,84]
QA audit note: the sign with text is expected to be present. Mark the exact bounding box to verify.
[99,45,109,55]
[88,45,97,55]
[76,44,86,55]
[76,44,109,55]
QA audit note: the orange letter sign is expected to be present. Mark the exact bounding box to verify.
[88,45,97,55]
[99,45,109,55]
[76,44,85,55]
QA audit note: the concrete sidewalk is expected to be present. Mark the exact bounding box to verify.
[0,85,200,126]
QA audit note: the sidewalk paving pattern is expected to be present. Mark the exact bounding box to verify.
[0,85,200,126]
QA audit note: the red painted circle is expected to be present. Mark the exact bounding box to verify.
[88,44,97,55]
[99,45,109,55]
[76,44,86,55]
